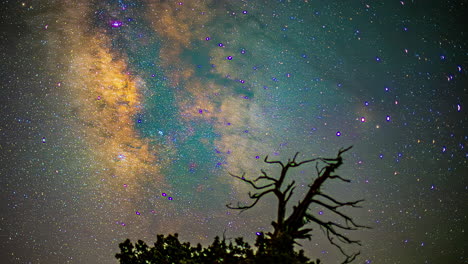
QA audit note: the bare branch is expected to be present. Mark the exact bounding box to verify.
[292,152,300,163]
[310,200,365,229]
[324,228,361,264]
[284,186,296,204]
[253,170,278,183]
[228,172,274,190]
[264,155,284,168]
[283,180,295,195]
[306,214,362,246]
[317,193,365,208]
[329,174,351,182]
[226,189,274,212]
[338,146,353,155]
[295,157,321,167]
[321,157,340,162]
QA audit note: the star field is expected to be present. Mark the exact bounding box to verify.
[0,0,466,263]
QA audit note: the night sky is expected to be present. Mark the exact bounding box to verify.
[1,0,467,263]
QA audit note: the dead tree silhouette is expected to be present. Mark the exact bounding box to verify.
[227,146,370,264]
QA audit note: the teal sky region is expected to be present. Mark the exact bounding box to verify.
[1,1,467,263]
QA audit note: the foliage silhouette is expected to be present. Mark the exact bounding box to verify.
[116,147,366,264]
[116,233,318,264]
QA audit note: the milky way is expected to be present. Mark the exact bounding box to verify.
[1,1,466,263]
